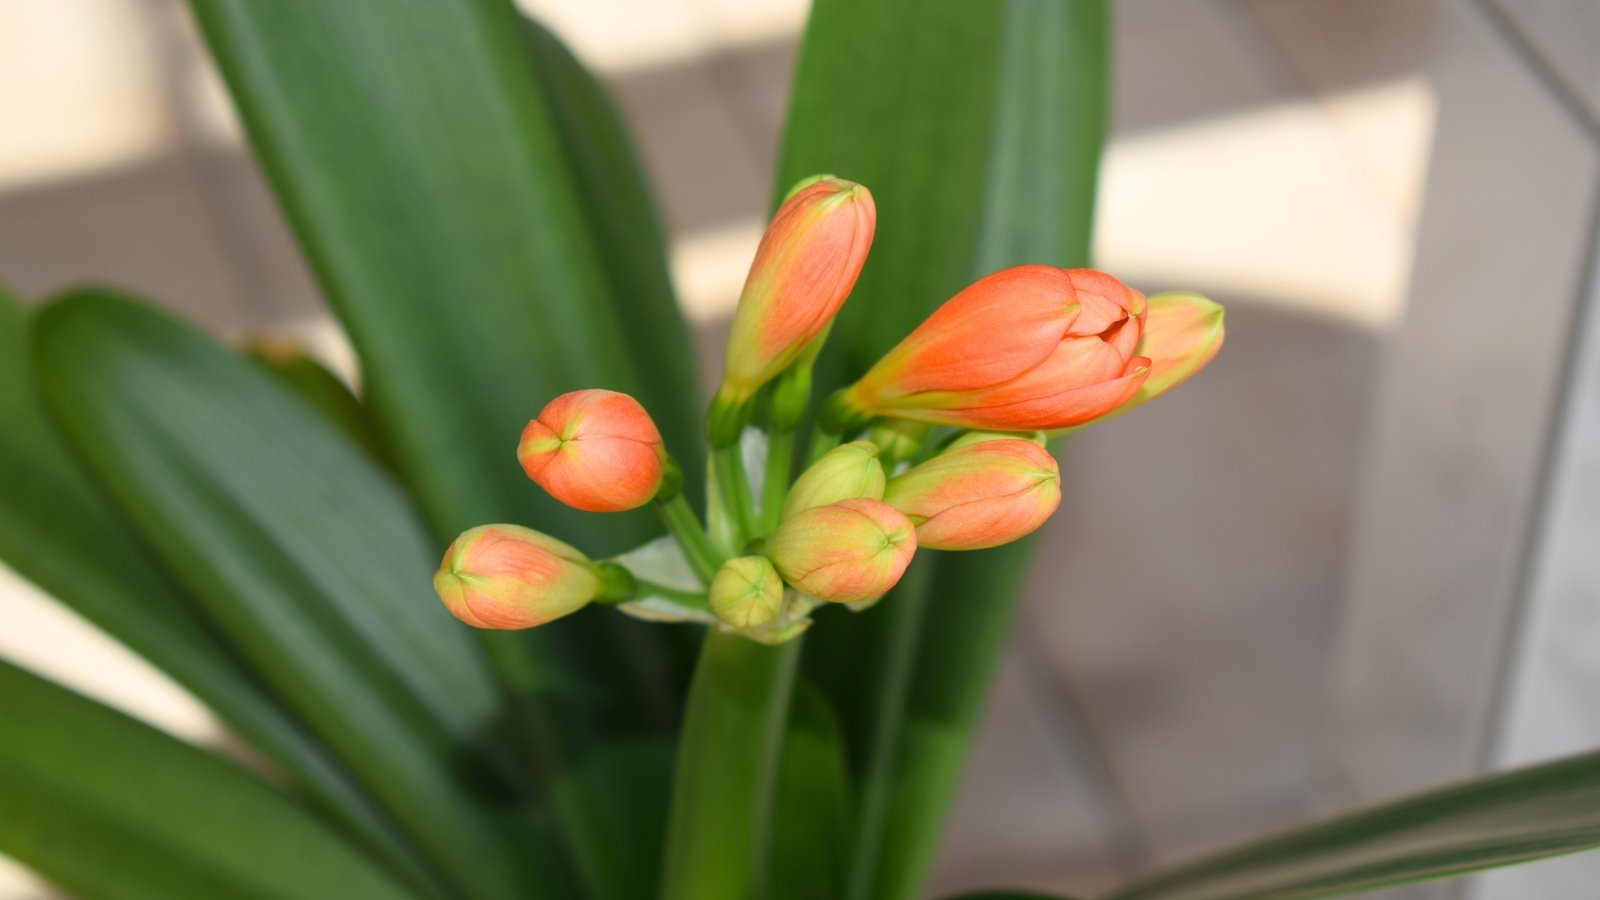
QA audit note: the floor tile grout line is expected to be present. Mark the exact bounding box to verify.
[1013,608,1153,880]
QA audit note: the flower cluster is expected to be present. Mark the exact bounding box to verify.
[435,175,1224,643]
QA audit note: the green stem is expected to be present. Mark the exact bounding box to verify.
[804,428,842,466]
[628,577,709,611]
[713,443,758,547]
[759,428,795,533]
[658,495,722,585]
[660,631,802,900]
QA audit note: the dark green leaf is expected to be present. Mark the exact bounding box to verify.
[246,335,392,468]
[1105,749,1600,900]
[778,0,1109,897]
[185,0,694,551]
[771,684,856,900]
[520,16,704,489]
[0,661,419,900]
[186,6,698,891]
[0,289,433,894]
[31,290,566,900]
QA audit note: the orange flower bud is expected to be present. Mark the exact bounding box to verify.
[766,498,916,603]
[1120,291,1225,412]
[883,439,1060,550]
[717,175,876,408]
[518,389,667,512]
[433,524,600,629]
[834,266,1151,431]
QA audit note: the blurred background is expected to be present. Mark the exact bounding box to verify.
[2,0,1597,897]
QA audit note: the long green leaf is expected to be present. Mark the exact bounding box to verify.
[1105,750,1600,899]
[519,16,704,484]
[187,6,697,891]
[247,336,393,468]
[0,290,433,893]
[778,1,1108,897]
[31,290,565,900]
[0,661,419,900]
[185,0,696,548]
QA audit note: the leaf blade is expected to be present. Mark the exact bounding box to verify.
[0,289,435,894]
[185,0,693,550]
[0,661,420,900]
[186,7,699,890]
[1105,750,1600,900]
[778,1,1109,897]
[31,290,565,900]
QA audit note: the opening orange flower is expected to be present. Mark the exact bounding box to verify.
[833,266,1152,431]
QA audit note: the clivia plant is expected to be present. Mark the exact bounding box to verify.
[1,3,1598,900]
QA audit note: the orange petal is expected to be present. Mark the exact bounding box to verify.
[857,265,1079,400]
[941,358,1151,430]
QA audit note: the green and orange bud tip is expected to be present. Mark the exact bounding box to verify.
[766,498,916,603]
[946,429,1047,451]
[884,438,1060,551]
[433,524,600,630]
[718,175,876,406]
[519,389,666,512]
[779,440,887,522]
[709,555,785,629]
[1124,292,1224,411]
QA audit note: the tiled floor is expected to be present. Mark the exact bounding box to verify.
[0,0,1453,897]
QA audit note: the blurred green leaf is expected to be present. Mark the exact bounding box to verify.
[246,336,392,467]
[771,684,856,900]
[1105,749,1600,900]
[185,0,694,552]
[0,289,433,893]
[0,661,420,900]
[778,1,1109,897]
[187,6,697,891]
[31,290,566,900]
[520,16,704,488]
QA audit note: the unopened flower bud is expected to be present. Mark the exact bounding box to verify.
[1120,291,1225,413]
[884,439,1060,550]
[434,524,600,629]
[519,389,667,512]
[766,498,916,603]
[709,556,785,629]
[710,175,875,444]
[779,440,886,522]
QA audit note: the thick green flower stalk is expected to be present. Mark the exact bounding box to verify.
[431,174,1225,899]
